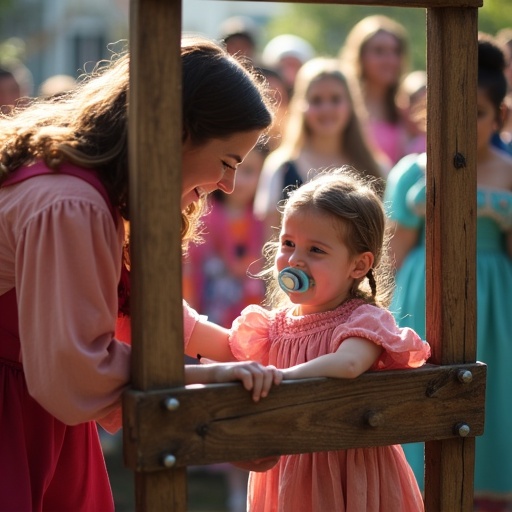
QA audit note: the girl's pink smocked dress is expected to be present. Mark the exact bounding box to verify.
[229,298,430,512]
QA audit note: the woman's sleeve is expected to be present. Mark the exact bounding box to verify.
[228,305,271,364]
[384,153,425,228]
[332,305,431,370]
[16,197,130,430]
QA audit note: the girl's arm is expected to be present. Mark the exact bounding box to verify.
[388,222,419,270]
[185,318,235,362]
[185,361,283,402]
[281,337,383,380]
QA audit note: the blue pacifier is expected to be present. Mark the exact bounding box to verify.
[278,267,312,293]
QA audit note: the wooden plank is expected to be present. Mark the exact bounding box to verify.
[123,363,486,472]
[424,8,478,512]
[128,0,186,510]
[227,0,482,7]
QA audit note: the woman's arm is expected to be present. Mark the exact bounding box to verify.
[185,318,235,362]
[281,337,383,380]
[388,221,419,271]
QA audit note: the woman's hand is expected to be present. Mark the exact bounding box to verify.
[185,361,283,402]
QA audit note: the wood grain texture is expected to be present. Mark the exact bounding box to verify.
[424,8,478,511]
[129,0,184,391]
[123,363,486,472]
[129,0,186,509]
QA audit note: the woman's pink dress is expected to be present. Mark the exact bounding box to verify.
[229,298,430,512]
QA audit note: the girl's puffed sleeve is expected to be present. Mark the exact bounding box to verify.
[332,304,431,370]
[228,305,271,365]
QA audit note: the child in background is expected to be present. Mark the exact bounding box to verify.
[398,70,427,155]
[384,34,512,511]
[187,168,430,512]
[254,57,384,239]
[183,146,267,328]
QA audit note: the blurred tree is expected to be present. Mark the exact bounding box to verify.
[265,1,512,72]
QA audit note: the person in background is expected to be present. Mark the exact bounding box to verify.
[0,67,21,114]
[254,57,384,239]
[494,28,512,154]
[38,74,77,99]
[384,33,512,512]
[0,35,283,511]
[188,168,430,512]
[257,66,290,152]
[219,15,259,62]
[183,146,267,334]
[397,69,427,155]
[261,34,315,98]
[339,15,414,167]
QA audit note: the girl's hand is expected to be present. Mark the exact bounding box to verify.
[188,361,283,402]
[233,455,281,472]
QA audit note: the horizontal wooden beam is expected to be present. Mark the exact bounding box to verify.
[216,0,482,8]
[123,362,486,472]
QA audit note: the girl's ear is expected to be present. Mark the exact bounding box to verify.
[350,251,374,279]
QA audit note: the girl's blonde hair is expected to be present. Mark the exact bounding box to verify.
[262,167,393,309]
[339,15,409,125]
[276,57,382,180]
[0,36,274,251]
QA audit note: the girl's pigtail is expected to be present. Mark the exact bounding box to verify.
[367,268,377,299]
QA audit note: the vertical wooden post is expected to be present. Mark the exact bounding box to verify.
[128,0,186,510]
[424,8,478,511]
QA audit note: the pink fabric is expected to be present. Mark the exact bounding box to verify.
[229,299,429,512]
[368,119,410,166]
[0,163,131,510]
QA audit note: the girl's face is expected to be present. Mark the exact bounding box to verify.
[304,77,352,138]
[361,31,403,88]
[276,207,370,315]
[477,87,500,153]
[181,129,261,210]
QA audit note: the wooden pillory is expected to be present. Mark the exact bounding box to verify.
[124,0,485,510]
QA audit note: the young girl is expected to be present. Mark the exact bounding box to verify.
[188,168,430,511]
[384,34,512,511]
[339,15,413,167]
[254,57,384,239]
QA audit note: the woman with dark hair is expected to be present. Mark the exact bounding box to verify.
[0,36,282,511]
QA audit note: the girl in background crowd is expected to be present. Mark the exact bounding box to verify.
[339,15,413,167]
[384,34,512,511]
[254,57,384,239]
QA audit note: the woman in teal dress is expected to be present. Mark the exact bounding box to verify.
[384,35,512,510]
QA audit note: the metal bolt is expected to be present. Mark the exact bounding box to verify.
[163,397,180,411]
[161,453,177,468]
[365,411,383,427]
[457,370,473,384]
[455,423,471,437]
